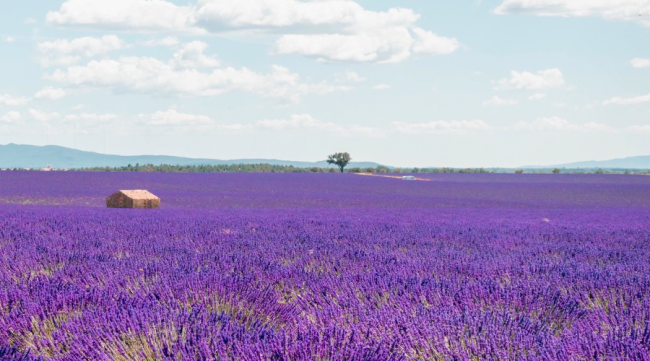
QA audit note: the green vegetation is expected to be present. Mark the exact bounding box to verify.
[327,152,352,173]
[3,163,649,175]
[71,163,499,174]
[75,163,338,173]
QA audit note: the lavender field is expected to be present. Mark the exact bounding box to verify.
[1,172,649,360]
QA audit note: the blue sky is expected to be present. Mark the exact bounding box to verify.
[1,0,649,167]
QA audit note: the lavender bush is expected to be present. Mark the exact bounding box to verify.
[0,172,649,360]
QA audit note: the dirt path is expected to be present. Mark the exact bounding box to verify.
[355,173,432,181]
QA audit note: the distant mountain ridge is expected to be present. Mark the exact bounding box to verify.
[524,155,650,170]
[2,143,649,170]
[0,144,384,169]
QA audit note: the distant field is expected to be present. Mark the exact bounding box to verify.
[1,172,649,360]
[2,171,650,209]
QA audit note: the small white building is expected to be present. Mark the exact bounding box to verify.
[402,176,416,181]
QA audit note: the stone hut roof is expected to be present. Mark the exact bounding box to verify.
[106,190,160,209]
[118,190,159,200]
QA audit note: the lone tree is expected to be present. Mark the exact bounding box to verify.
[327,152,351,173]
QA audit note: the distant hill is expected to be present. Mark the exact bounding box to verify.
[0,143,384,169]
[525,155,650,170]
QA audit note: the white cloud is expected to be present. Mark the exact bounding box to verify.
[603,93,650,105]
[344,71,365,82]
[515,116,611,132]
[628,125,650,132]
[142,109,214,126]
[194,0,419,30]
[579,123,612,132]
[528,93,546,101]
[48,0,459,64]
[274,28,458,64]
[257,114,382,136]
[373,84,391,90]
[29,109,62,122]
[139,109,248,132]
[411,28,460,55]
[495,68,565,90]
[49,56,348,102]
[143,37,180,47]
[493,0,650,27]
[173,41,220,68]
[275,28,414,63]
[575,103,595,111]
[25,18,38,25]
[46,0,201,34]
[202,1,458,63]
[4,36,15,43]
[0,94,30,106]
[482,95,518,106]
[134,111,386,135]
[65,113,117,123]
[37,35,125,67]
[50,111,387,135]
[631,58,650,68]
[0,111,22,123]
[34,87,67,100]
[258,114,338,130]
[521,116,570,130]
[392,120,491,134]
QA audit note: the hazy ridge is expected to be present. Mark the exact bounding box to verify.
[2,143,650,170]
[0,144,383,169]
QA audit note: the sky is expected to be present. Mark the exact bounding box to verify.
[0,0,649,168]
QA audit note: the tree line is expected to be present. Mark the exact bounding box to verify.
[4,153,644,174]
[66,164,650,175]
[72,163,496,174]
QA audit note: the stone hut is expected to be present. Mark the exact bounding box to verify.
[106,190,160,209]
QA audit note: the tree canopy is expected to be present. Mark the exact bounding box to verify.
[327,152,352,173]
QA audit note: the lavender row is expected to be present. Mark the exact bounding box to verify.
[1,206,649,360]
[2,172,650,209]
